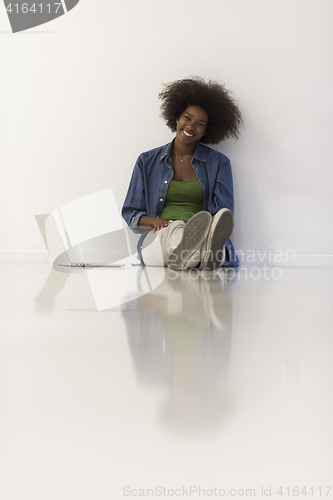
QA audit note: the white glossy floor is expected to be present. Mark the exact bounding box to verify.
[0,262,332,500]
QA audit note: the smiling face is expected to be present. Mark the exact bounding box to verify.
[175,105,209,145]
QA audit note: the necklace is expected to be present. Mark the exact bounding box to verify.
[174,151,193,163]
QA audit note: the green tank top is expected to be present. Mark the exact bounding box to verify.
[160,177,203,223]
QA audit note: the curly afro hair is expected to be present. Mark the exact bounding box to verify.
[158,77,243,145]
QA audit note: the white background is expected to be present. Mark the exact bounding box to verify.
[0,0,332,262]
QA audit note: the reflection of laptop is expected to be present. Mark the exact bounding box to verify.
[35,214,129,268]
[59,262,125,268]
[35,189,135,268]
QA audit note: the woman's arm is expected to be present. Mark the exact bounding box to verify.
[122,155,148,228]
[122,151,170,232]
[138,216,169,232]
[212,158,235,215]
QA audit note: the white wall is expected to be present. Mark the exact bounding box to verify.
[1,0,332,263]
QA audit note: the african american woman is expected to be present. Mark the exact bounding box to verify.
[122,77,243,271]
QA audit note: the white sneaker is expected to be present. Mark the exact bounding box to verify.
[201,209,234,270]
[168,211,212,271]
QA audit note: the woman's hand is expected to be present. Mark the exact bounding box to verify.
[139,216,169,232]
[152,217,169,232]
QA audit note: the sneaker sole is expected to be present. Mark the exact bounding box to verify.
[168,212,212,271]
[203,209,234,270]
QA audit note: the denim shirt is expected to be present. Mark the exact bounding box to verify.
[122,139,239,267]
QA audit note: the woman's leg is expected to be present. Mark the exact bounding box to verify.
[142,220,203,268]
[141,220,185,267]
[142,209,231,270]
[200,209,233,269]
[167,212,212,271]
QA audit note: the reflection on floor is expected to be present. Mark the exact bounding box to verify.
[123,270,233,434]
[0,262,332,500]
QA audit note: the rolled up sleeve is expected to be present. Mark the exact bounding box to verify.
[121,155,148,229]
[212,158,235,215]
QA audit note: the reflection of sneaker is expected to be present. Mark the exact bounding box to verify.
[168,212,212,271]
[202,209,234,270]
[202,274,232,331]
